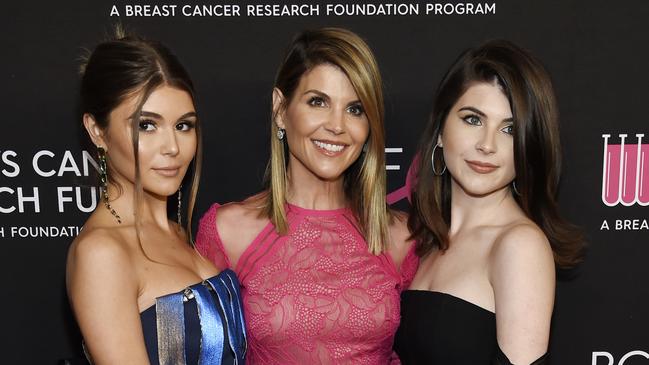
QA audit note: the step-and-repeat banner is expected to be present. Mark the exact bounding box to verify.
[1,1,647,363]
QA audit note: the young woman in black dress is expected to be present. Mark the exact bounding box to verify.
[393,40,584,364]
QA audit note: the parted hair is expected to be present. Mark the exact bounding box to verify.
[408,39,584,268]
[263,27,390,254]
[80,27,202,245]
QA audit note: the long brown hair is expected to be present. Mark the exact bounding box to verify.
[409,40,584,268]
[264,27,390,254]
[80,27,202,245]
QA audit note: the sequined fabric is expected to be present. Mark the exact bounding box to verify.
[197,203,418,365]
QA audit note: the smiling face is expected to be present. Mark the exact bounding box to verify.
[275,63,370,182]
[440,81,516,197]
[89,85,197,199]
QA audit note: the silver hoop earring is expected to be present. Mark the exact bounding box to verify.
[512,180,521,196]
[431,144,446,176]
[277,128,285,140]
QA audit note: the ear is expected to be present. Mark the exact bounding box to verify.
[83,113,107,149]
[272,88,286,129]
[436,133,443,148]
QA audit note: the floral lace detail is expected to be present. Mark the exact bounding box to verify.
[196,203,230,270]
[196,203,418,365]
[399,243,419,290]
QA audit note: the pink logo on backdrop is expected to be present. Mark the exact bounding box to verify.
[601,134,649,206]
[387,155,419,205]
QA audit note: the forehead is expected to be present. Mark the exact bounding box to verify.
[295,63,358,99]
[110,85,194,121]
[455,82,512,118]
[142,85,194,113]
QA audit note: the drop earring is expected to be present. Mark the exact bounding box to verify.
[97,146,121,224]
[177,184,183,226]
[277,128,285,140]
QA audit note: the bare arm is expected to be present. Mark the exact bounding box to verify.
[490,224,555,364]
[386,210,420,296]
[387,210,415,269]
[66,231,149,365]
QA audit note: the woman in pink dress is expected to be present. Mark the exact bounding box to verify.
[196,28,417,364]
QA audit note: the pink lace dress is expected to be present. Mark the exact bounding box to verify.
[196,202,418,365]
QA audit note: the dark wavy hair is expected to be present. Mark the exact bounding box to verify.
[408,39,584,268]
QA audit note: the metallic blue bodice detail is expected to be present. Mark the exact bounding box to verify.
[140,269,247,364]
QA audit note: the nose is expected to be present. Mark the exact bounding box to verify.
[476,129,496,154]
[162,129,180,156]
[324,108,345,135]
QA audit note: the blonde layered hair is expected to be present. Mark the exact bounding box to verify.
[263,27,389,255]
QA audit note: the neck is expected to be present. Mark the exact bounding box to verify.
[285,159,347,210]
[448,179,520,235]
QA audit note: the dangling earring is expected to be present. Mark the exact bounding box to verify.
[512,180,521,196]
[362,141,368,153]
[97,146,122,224]
[277,128,285,140]
[177,184,183,226]
[431,143,446,176]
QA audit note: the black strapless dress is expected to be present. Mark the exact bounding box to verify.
[394,290,547,365]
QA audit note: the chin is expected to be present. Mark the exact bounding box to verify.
[145,189,178,199]
[315,172,346,181]
[458,181,510,197]
[310,166,347,181]
[301,159,347,180]
[143,181,182,197]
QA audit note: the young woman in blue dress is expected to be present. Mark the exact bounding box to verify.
[66,30,246,364]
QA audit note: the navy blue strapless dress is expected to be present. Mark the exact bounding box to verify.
[139,269,246,364]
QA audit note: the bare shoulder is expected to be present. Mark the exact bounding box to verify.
[217,197,268,234]
[490,221,553,270]
[488,220,555,316]
[66,226,148,362]
[488,222,555,363]
[67,227,133,275]
[387,209,415,267]
[66,226,139,303]
[215,195,270,254]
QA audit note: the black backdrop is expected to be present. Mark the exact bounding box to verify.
[1,1,648,364]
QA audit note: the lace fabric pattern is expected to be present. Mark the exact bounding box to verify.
[197,203,418,365]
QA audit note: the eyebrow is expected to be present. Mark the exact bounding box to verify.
[303,89,330,101]
[177,111,197,120]
[458,106,513,123]
[139,111,162,119]
[303,89,361,106]
[139,111,197,120]
[458,106,487,117]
